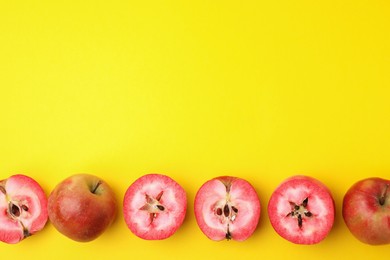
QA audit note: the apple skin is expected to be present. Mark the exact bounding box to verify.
[342,177,390,245]
[48,174,117,242]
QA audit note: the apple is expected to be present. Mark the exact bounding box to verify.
[268,175,335,244]
[123,174,187,240]
[342,177,390,245]
[0,174,48,244]
[48,174,117,242]
[194,176,261,241]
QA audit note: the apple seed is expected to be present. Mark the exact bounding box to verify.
[9,202,21,218]
[8,201,29,219]
[224,204,230,217]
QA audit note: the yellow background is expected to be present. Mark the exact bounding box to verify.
[1,1,389,259]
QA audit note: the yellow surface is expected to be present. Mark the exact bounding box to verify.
[1,1,389,259]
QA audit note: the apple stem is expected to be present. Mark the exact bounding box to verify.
[92,181,102,194]
[379,184,389,206]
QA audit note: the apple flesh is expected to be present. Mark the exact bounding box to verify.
[342,177,390,245]
[48,174,117,242]
[0,174,48,244]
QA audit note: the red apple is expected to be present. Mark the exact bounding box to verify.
[123,174,187,240]
[48,174,117,242]
[342,177,390,245]
[268,175,335,244]
[194,176,261,241]
[0,174,48,244]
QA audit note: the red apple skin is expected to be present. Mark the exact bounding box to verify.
[342,177,390,245]
[48,174,117,242]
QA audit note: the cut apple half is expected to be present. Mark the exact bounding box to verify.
[194,176,261,241]
[0,174,48,244]
[268,175,335,245]
[123,174,187,240]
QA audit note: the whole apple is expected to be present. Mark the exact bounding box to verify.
[48,174,117,242]
[342,177,390,245]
